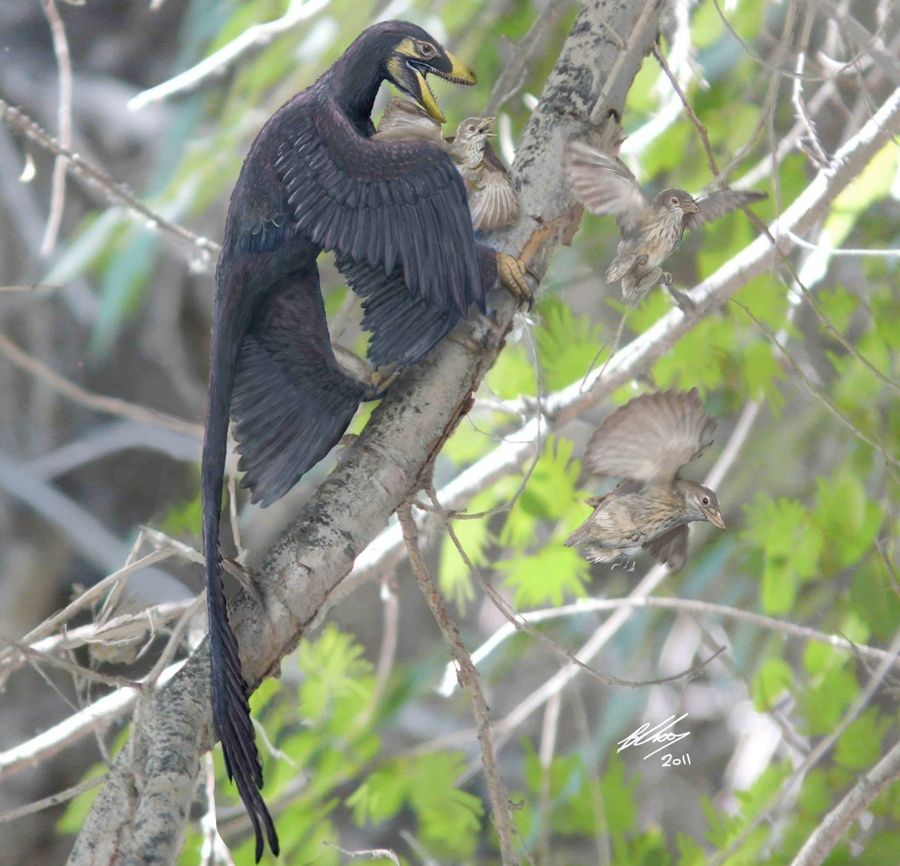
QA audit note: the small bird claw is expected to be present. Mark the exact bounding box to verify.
[497,252,536,309]
[668,287,696,312]
[366,363,400,398]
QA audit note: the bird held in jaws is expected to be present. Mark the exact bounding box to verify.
[565,390,725,571]
[374,102,518,231]
[564,139,766,308]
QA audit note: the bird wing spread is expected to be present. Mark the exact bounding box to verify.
[564,140,648,230]
[584,389,717,483]
[469,169,518,231]
[336,255,460,368]
[684,189,767,230]
[231,270,365,506]
[275,93,483,317]
[643,525,690,570]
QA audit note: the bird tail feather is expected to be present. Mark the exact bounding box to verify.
[201,327,279,860]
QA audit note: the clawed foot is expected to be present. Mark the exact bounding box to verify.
[366,363,400,398]
[668,287,696,312]
[497,252,536,308]
[661,270,673,286]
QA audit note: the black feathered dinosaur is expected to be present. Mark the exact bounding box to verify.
[202,20,531,858]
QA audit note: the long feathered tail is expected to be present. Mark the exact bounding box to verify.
[202,266,366,859]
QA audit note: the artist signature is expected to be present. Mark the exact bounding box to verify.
[617,713,691,760]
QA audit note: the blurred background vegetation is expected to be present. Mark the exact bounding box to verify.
[0,0,897,863]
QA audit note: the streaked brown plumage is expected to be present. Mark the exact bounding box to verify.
[565,390,725,570]
[374,100,518,230]
[564,139,766,306]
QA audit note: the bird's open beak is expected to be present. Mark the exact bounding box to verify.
[705,508,726,529]
[395,49,476,123]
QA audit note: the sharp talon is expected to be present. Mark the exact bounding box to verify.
[668,287,696,312]
[367,364,400,398]
[497,252,536,308]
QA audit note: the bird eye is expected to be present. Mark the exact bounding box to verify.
[701,496,710,506]
[418,41,435,59]
[670,195,679,205]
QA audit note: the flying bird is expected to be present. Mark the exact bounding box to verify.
[374,101,518,231]
[203,21,532,858]
[565,390,725,570]
[565,140,766,307]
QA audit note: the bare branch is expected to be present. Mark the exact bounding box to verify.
[128,0,332,111]
[0,98,219,258]
[398,505,517,866]
[789,738,900,866]
[38,0,73,256]
[0,332,203,439]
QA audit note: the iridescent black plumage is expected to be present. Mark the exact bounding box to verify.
[202,21,500,858]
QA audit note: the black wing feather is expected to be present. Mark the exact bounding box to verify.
[232,270,365,506]
[275,93,485,317]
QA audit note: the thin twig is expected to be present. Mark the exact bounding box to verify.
[439,595,898,696]
[789,738,900,866]
[0,600,193,683]
[0,332,203,438]
[731,298,898,474]
[199,753,236,866]
[0,775,105,824]
[437,496,725,691]
[128,0,332,111]
[0,98,219,257]
[38,0,73,256]
[710,635,900,866]
[397,504,518,866]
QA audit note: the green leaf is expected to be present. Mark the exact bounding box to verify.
[498,543,589,607]
[802,665,858,736]
[297,625,374,730]
[536,296,605,391]
[351,753,482,857]
[751,659,792,711]
[814,469,884,570]
[834,708,891,770]
[742,494,823,614]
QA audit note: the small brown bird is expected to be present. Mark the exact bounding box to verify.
[372,97,444,143]
[565,390,725,570]
[375,100,518,230]
[564,140,766,307]
[448,116,518,231]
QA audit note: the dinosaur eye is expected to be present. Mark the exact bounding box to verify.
[701,496,710,506]
[417,41,436,59]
